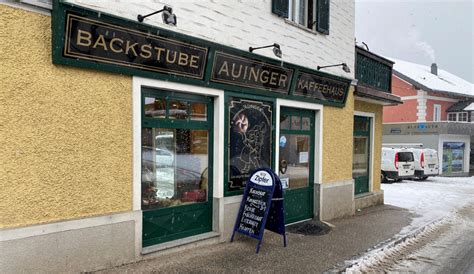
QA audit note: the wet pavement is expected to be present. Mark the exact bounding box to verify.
[96,205,412,273]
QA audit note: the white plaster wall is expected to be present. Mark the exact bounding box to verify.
[416,89,427,122]
[65,0,355,79]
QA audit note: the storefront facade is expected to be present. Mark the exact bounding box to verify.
[0,1,391,272]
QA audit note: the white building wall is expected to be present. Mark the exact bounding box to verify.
[66,0,355,79]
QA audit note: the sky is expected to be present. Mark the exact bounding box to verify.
[355,0,474,83]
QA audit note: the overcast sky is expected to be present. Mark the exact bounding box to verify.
[355,0,474,83]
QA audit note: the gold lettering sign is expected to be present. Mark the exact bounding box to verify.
[210,52,293,94]
[64,13,208,79]
[294,72,350,104]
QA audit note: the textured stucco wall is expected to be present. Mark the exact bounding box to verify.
[0,5,133,228]
[322,88,355,183]
[354,100,383,192]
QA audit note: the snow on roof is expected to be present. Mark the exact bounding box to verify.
[465,103,474,111]
[388,57,474,97]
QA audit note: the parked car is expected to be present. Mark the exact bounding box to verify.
[411,148,439,180]
[142,146,175,168]
[381,147,415,183]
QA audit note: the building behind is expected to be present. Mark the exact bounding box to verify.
[382,58,474,176]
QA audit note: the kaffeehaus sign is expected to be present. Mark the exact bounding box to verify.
[53,3,351,107]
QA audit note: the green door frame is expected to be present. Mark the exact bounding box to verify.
[141,88,214,247]
[279,107,315,224]
[353,115,371,195]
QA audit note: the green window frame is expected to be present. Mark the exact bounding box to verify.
[141,88,214,246]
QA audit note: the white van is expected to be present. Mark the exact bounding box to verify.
[381,147,415,183]
[411,148,439,180]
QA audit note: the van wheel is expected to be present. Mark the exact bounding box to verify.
[381,172,388,184]
[420,176,428,181]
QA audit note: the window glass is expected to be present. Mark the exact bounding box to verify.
[144,97,166,118]
[280,114,290,130]
[141,128,209,209]
[448,113,457,121]
[398,152,414,162]
[352,136,368,177]
[279,134,310,189]
[354,117,369,131]
[302,117,311,130]
[291,116,301,130]
[443,142,465,173]
[298,0,307,25]
[169,100,188,120]
[289,0,315,29]
[459,112,468,121]
[191,102,207,121]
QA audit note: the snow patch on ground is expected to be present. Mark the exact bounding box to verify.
[345,215,455,273]
[382,176,474,235]
[343,177,474,272]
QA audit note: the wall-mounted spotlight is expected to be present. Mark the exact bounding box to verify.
[317,63,351,73]
[249,43,282,58]
[137,5,177,26]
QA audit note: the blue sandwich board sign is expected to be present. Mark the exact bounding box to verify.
[231,168,286,253]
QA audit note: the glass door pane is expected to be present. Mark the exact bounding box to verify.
[141,128,209,209]
[279,134,310,189]
[352,136,369,178]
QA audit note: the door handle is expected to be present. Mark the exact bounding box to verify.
[280,159,288,174]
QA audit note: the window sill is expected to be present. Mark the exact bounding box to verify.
[284,19,318,35]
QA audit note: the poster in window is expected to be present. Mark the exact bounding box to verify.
[442,142,465,173]
[228,98,272,192]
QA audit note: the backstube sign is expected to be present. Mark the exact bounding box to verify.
[63,13,208,79]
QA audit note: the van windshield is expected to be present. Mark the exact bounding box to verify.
[398,152,414,162]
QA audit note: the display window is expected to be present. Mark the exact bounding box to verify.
[442,142,465,174]
[141,88,214,246]
[225,95,274,195]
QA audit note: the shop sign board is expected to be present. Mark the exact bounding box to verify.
[62,13,208,79]
[54,2,352,109]
[231,168,286,253]
[211,52,293,94]
[294,72,350,104]
[227,98,273,192]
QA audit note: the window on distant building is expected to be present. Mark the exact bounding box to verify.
[433,104,441,121]
[458,112,468,122]
[447,112,469,122]
[272,0,330,34]
[447,113,457,121]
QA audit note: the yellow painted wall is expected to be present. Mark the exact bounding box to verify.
[0,5,133,228]
[322,88,355,183]
[354,100,383,192]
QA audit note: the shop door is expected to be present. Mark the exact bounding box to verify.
[353,116,370,195]
[141,89,213,247]
[279,107,314,224]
